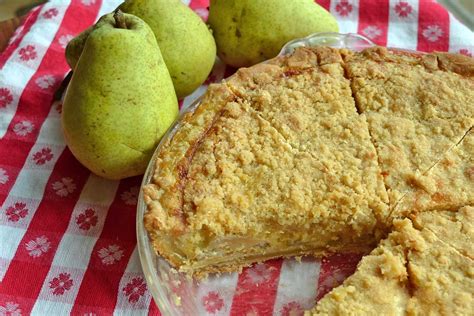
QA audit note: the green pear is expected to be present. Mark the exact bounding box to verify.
[118,0,216,98]
[65,14,115,71]
[62,11,178,180]
[208,0,339,68]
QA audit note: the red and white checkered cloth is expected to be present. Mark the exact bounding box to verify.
[0,0,472,315]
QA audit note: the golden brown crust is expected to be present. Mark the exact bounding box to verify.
[143,84,238,267]
[143,46,474,278]
[144,84,236,230]
[434,51,474,77]
[345,46,474,78]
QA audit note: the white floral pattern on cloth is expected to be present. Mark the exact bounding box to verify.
[42,8,59,19]
[245,307,259,316]
[0,302,22,316]
[0,168,9,184]
[362,25,382,40]
[58,34,74,49]
[25,236,51,258]
[33,147,54,165]
[81,0,96,6]
[18,45,37,61]
[35,75,56,90]
[13,121,34,137]
[120,186,139,205]
[202,291,224,314]
[422,25,443,42]
[335,0,353,17]
[49,272,73,296]
[280,301,303,316]
[75,208,98,231]
[98,244,123,265]
[0,88,13,108]
[52,178,76,197]
[5,202,29,222]
[394,1,413,18]
[245,263,275,284]
[122,277,147,303]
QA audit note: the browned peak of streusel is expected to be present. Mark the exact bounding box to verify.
[344,47,474,208]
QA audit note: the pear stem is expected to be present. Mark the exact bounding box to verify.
[114,9,127,29]
[54,71,72,101]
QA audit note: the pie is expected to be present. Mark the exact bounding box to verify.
[309,206,474,315]
[143,46,473,304]
[345,49,473,208]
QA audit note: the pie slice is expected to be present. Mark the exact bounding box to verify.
[344,47,474,208]
[143,47,389,276]
[309,207,474,315]
[404,210,474,315]
[309,229,410,315]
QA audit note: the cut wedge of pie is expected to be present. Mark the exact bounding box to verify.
[144,47,389,275]
[308,206,474,315]
[143,46,473,278]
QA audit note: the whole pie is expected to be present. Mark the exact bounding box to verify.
[143,46,473,309]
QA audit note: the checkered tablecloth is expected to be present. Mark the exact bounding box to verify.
[0,0,472,315]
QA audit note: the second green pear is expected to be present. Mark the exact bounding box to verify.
[119,0,216,98]
[208,0,339,68]
[62,12,178,180]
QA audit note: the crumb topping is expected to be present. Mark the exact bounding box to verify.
[143,46,474,278]
[344,47,474,207]
[183,59,387,238]
[392,130,473,218]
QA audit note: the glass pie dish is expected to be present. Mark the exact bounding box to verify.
[137,33,375,315]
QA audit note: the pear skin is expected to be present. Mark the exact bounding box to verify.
[62,12,178,180]
[119,0,216,98]
[65,14,115,71]
[208,0,339,68]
